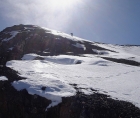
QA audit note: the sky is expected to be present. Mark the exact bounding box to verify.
[0,0,140,45]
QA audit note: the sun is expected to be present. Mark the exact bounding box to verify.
[55,0,74,5]
[50,0,78,8]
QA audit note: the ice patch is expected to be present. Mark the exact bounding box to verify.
[21,53,38,60]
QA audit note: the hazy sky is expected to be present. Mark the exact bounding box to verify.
[0,0,140,45]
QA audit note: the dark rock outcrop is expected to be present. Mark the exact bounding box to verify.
[58,92,140,118]
[0,83,51,118]
[102,57,140,66]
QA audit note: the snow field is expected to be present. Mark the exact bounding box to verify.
[94,43,140,62]
[6,54,140,109]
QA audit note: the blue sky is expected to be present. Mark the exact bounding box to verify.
[0,0,140,45]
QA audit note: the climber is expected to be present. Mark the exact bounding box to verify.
[71,33,73,36]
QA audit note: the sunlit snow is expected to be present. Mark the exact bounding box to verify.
[41,27,92,42]
[2,31,19,42]
[94,43,140,62]
[92,49,109,55]
[0,76,8,81]
[72,43,86,50]
[6,54,140,109]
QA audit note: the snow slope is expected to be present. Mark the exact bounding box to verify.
[6,53,140,109]
[94,43,140,62]
[41,27,91,43]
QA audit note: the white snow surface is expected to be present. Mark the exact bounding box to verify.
[6,53,140,109]
[21,53,38,60]
[92,49,109,55]
[94,43,140,62]
[22,53,82,65]
[2,31,19,42]
[72,43,86,50]
[41,27,92,43]
[0,76,8,81]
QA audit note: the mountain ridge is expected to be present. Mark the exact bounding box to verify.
[0,24,115,64]
[0,24,140,66]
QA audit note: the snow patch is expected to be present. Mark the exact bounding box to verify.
[2,31,19,42]
[41,27,92,43]
[9,47,14,50]
[21,53,38,60]
[94,44,140,62]
[72,43,86,50]
[10,65,76,108]
[22,54,83,65]
[0,76,8,81]
[92,49,109,55]
[44,56,82,65]
[24,27,35,30]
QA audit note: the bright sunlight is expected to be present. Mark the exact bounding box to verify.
[50,0,80,8]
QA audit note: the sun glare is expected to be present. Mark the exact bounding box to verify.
[50,0,78,8]
[56,0,74,5]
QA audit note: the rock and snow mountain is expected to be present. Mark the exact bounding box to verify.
[0,24,140,117]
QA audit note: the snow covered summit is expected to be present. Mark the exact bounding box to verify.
[0,24,118,64]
